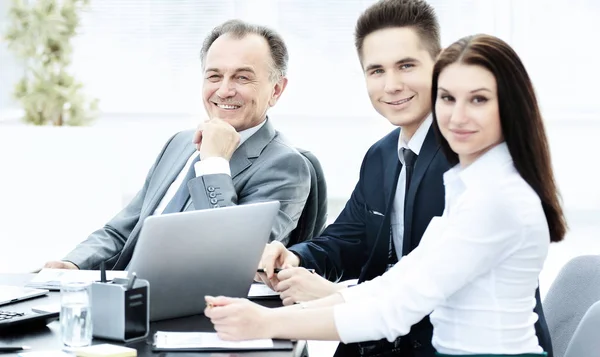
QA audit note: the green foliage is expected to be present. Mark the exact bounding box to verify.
[3,0,99,126]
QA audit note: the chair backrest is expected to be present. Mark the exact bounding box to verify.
[543,255,600,357]
[287,149,328,246]
[563,300,600,357]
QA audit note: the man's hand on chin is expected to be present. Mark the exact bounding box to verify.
[198,118,241,161]
[43,261,79,270]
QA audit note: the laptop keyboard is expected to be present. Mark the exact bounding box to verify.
[0,310,25,320]
[0,309,60,334]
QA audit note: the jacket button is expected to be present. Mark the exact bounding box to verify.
[207,186,215,192]
[209,192,216,198]
[210,198,218,204]
[212,204,220,208]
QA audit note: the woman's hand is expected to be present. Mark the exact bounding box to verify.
[204,295,275,341]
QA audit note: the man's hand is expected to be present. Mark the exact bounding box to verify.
[43,261,79,270]
[194,118,240,161]
[275,268,342,306]
[254,241,300,289]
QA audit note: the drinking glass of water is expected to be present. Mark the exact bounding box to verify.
[60,281,92,347]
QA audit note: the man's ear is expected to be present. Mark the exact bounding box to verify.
[269,77,288,107]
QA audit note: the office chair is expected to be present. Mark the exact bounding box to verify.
[543,254,600,357]
[563,300,600,357]
[287,149,328,246]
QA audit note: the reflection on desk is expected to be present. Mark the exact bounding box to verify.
[0,274,307,357]
[26,269,128,290]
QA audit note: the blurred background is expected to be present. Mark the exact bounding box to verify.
[0,0,598,301]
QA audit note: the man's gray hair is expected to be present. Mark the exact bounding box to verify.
[200,19,288,82]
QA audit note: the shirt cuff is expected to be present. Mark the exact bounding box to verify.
[194,157,231,177]
[334,299,381,343]
[340,281,369,303]
[337,279,359,289]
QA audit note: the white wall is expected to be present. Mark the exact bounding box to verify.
[1,115,598,296]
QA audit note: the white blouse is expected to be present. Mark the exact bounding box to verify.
[334,142,549,355]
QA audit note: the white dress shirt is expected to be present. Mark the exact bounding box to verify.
[334,142,549,355]
[390,115,432,260]
[153,120,266,215]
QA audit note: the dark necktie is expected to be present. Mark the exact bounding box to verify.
[161,155,201,214]
[401,148,418,201]
[389,148,418,266]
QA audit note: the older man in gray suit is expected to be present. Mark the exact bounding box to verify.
[44,20,311,271]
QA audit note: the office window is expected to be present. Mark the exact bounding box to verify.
[69,0,506,117]
[3,0,598,122]
[508,0,600,121]
[71,1,237,114]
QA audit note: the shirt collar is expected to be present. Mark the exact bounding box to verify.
[398,114,432,164]
[443,141,514,189]
[238,117,267,148]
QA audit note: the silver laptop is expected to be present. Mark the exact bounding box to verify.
[127,200,280,321]
[0,286,49,306]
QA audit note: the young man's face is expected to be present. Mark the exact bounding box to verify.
[361,27,435,137]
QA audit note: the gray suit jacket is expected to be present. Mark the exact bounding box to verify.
[64,119,311,270]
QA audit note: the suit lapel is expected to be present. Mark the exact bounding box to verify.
[402,126,438,255]
[230,118,277,179]
[229,146,252,180]
[360,130,402,281]
[382,134,402,208]
[142,143,196,218]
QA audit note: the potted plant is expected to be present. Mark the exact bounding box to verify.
[0,1,128,274]
[3,0,98,126]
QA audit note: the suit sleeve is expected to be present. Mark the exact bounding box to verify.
[288,150,371,282]
[188,149,311,246]
[62,134,177,270]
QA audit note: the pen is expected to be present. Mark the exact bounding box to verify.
[127,272,137,290]
[100,261,106,283]
[256,268,316,274]
[0,346,30,352]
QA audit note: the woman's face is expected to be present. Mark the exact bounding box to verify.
[435,63,503,167]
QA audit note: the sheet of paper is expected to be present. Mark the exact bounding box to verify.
[248,283,279,298]
[31,303,61,314]
[18,351,71,357]
[26,268,128,290]
[73,343,137,356]
[154,331,273,349]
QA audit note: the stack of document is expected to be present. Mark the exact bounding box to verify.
[18,344,137,356]
[18,352,71,357]
[154,331,273,349]
[74,343,137,356]
[152,331,294,352]
[26,268,128,290]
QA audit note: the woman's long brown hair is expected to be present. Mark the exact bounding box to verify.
[431,34,567,242]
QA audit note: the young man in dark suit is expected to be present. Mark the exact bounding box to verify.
[255,1,553,356]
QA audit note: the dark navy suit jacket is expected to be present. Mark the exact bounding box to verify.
[289,126,554,357]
